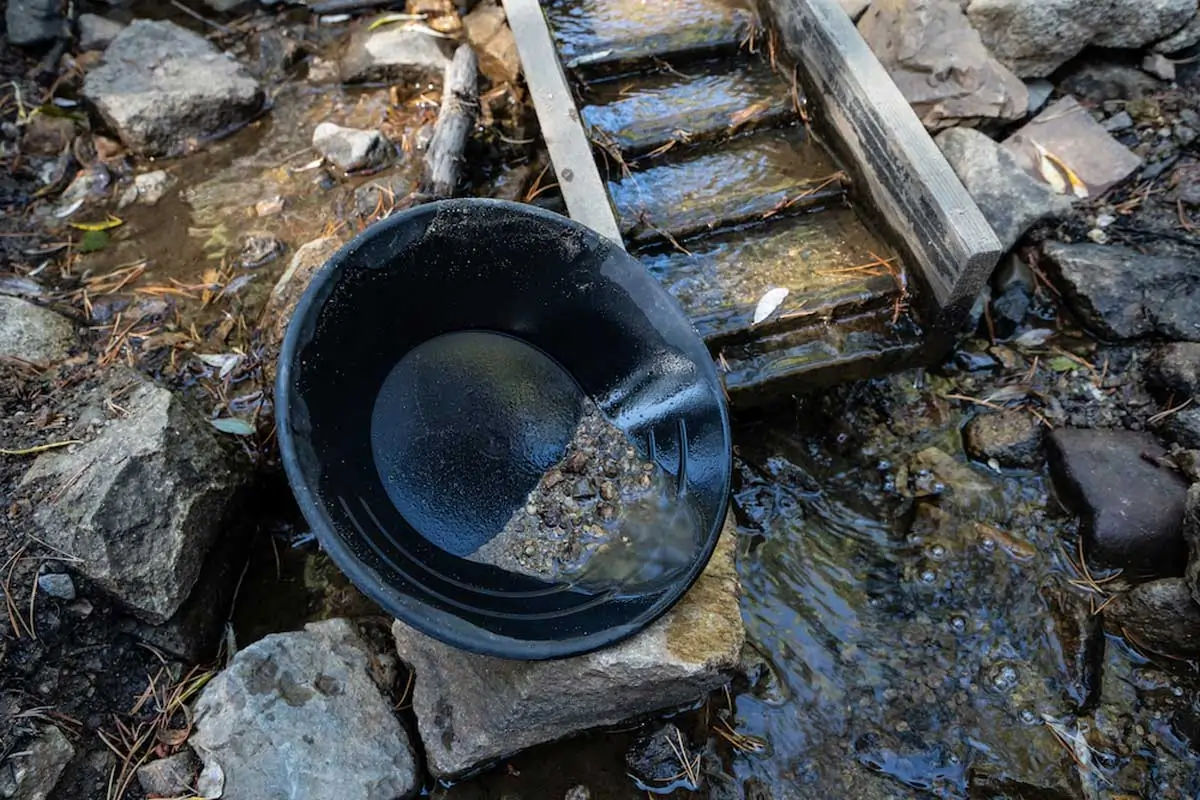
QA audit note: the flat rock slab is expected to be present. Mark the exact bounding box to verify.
[82,20,264,157]
[0,296,74,364]
[858,0,1026,130]
[1048,428,1189,577]
[392,524,744,778]
[1041,241,1200,342]
[20,368,247,623]
[936,127,1071,252]
[339,24,452,85]
[191,619,418,800]
[1003,97,1142,197]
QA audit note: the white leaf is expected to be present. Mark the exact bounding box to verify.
[54,198,84,219]
[210,417,255,436]
[1013,328,1053,348]
[197,353,242,379]
[752,287,789,325]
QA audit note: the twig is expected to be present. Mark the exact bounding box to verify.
[0,440,83,456]
[168,0,233,34]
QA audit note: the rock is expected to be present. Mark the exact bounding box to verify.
[252,28,304,80]
[0,726,74,800]
[1004,97,1143,197]
[237,232,285,268]
[1106,578,1200,658]
[137,749,199,799]
[354,171,420,217]
[20,113,75,156]
[1048,428,1189,576]
[963,410,1043,468]
[37,573,75,601]
[935,127,1070,252]
[0,297,74,364]
[262,236,343,349]
[1185,483,1200,605]
[463,4,521,84]
[1163,407,1200,449]
[626,723,696,788]
[1155,11,1200,53]
[858,0,1027,130]
[990,254,1035,338]
[965,0,1196,78]
[1143,51,1178,81]
[339,24,452,85]
[393,526,744,778]
[20,369,247,623]
[1025,79,1053,115]
[1058,61,1164,103]
[1041,241,1200,342]
[1102,111,1134,133]
[312,122,389,172]
[118,169,176,208]
[190,619,418,800]
[77,14,124,51]
[1147,342,1200,398]
[564,786,591,800]
[909,446,996,512]
[1039,576,1103,712]
[5,0,65,47]
[82,20,264,157]
[120,531,248,662]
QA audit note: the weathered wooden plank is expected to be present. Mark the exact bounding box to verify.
[764,0,1001,322]
[501,0,624,246]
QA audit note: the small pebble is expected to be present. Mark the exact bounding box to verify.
[37,573,76,601]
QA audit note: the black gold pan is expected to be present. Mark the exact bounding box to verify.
[276,199,731,660]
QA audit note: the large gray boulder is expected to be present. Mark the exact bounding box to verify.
[82,20,264,157]
[936,127,1071,252]
[1042,242,1200,342]
[965,0,1197,78]
[393,525,744,778]
[191,619,418,800]
[20,369,247,623]
[0,296,74,364]
[858,0,1027,130]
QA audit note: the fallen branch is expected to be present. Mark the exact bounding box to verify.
[422,45,479,199]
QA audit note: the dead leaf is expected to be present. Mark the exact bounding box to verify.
[368,13,426,30]
[752,287,789,325]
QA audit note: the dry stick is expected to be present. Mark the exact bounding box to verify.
[423,45,479,200]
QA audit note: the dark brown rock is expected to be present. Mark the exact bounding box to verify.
[1048,428,1189,577]
[1039,576,1103,712]
[963,410,1044,468]
[1106,578,1200,658]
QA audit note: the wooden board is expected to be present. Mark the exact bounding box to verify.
[763,0,1001,323]
[500,0,625,247]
